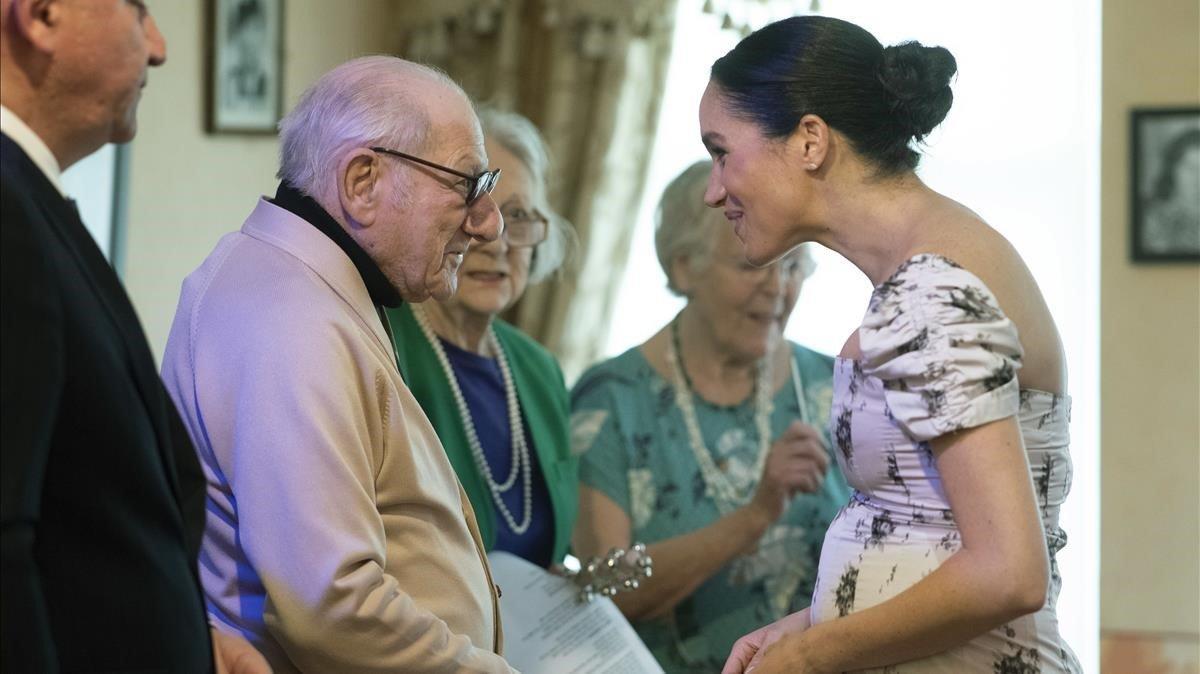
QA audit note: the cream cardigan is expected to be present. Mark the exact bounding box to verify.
[162,198,510,673]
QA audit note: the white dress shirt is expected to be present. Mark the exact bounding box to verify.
[0,104,66,197]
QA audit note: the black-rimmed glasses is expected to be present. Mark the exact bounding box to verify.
[370,146,501,206]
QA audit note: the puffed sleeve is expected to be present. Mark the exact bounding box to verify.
[859,255,1024,441]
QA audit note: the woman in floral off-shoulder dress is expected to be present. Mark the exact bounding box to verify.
[702,15,1082,674]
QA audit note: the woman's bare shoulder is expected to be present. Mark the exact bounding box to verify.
[927,211,1067,393]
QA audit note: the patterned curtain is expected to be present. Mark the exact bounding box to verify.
[394,0,679,381]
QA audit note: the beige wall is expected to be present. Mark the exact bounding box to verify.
[1101,0,1200,637]
[124,0,396,359]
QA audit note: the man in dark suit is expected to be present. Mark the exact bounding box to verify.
[0,1,267,671]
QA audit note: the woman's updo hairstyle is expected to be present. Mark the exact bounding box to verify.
[711,16,957,175]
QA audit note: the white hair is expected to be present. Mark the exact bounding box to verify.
[277,55,466,205]
[476,106,576,282]
[655,160,815,295]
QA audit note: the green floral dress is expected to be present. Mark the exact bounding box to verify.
[570,342,851,672]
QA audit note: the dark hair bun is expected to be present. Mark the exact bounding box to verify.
[712,16,956,173]
[878,41,957,140]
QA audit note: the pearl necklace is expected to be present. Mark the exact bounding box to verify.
[411,305,533,535]
[666,318,808,515]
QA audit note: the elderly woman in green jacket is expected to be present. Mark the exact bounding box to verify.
[387,108,576,567]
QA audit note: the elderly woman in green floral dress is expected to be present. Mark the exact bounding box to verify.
[570,161,851,672]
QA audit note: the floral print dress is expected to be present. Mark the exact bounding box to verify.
[572,343,851,672]
[810,254,1081,673]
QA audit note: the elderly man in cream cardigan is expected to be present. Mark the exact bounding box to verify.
[162,56,517,673]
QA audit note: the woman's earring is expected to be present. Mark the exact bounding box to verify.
[807,163,818,171]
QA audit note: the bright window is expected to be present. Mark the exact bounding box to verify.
[62,144,121,264]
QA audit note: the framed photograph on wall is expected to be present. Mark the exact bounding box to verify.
[1131,107,1200,262]
[207,0,284,134]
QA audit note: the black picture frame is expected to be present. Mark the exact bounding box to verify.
[206,0,284,134]
[1130,107,1200,263]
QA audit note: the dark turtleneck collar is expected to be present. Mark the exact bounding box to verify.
[271,181,402,308]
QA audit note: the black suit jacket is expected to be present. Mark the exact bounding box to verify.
[1,134,212,672]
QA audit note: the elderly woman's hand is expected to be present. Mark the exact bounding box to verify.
[750,421,830,522]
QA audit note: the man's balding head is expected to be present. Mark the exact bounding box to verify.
[278,56,502,304]
[277,56,477,207]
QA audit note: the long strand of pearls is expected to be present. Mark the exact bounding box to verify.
[412,306,533,535]
[666,319,808,516]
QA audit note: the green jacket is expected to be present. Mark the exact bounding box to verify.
[387,304,578,565]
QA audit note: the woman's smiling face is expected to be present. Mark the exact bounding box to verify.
[677,221,806,364]
[443,138,535,318]
[699,81,818,266]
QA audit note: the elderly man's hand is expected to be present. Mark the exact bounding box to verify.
[211,627,272,674]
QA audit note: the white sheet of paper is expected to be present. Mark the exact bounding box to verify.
[488,551,664,674]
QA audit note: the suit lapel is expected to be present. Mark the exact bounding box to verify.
[28,160,185,511]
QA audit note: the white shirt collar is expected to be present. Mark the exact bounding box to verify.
[1,104,67,197]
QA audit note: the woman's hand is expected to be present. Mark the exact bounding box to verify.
[722,608,812,674]
[750,421,830,522]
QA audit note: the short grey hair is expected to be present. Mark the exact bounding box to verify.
[655,160,815,295]
[277,55,466,204]
[476,106,575,283]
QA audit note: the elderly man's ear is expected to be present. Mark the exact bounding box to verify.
[338,149,388,228]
